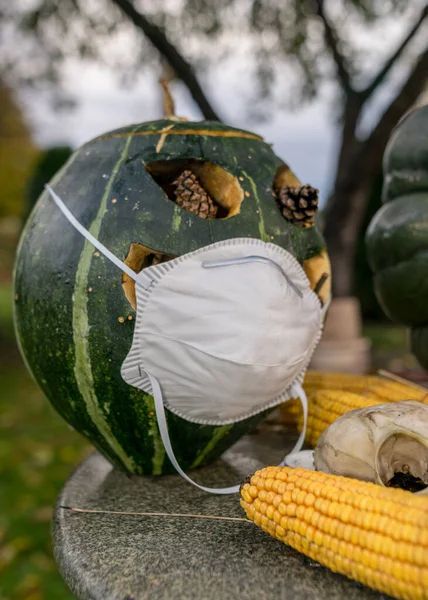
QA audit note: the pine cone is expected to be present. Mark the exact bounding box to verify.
[173,170,218,220]
[276,184,319,228]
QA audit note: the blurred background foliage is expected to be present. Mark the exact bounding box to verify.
[0,82,82,600]
[25,146,73,219]
[0,1,427,598]
[0,83,38,220]
[1,0,428,297]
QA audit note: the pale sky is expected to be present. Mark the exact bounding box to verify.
[20,2,428,206]
[23,65,336,205]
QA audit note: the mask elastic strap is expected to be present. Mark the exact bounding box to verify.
[321,296,331,318]
[145,370,240,494]
[279,382,308,466]
[45,185,153,289]
[144,368,308,494]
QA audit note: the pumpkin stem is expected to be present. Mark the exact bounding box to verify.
[160,78,176,118]
[159,78,188,122]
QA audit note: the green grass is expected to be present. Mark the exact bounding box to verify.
[0,283,14,341]
[363,322,421,373]
[0,255,421,600]
[0,354,91,600]
[363,322,410,352]
[0,216,89,599]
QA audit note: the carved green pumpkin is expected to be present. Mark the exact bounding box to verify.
[14,118,330,474]
[366,105,428,369]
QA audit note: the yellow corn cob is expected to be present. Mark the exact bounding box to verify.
[278,371,428,446]
[362,380,428,404]
[303,371,428,402]
[279,372,380,425]
[303,371,380,393]
[241,466,428,600]
[276,398,302,424]
[302,390,384,447]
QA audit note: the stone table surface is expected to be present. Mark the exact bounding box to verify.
[53,430,390,600]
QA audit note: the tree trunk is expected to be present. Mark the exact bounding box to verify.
[323,97,365,298]
[325,132,388,298]
[324,184,371,297]
[332,94,362,190]
[324,105,399,297]
[325,46,428,298]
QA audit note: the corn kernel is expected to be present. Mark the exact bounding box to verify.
[240,463,428,600]
[278,502,287,516]
[248,485,258,499]
[276,525,285,538]
[296,505,306,520]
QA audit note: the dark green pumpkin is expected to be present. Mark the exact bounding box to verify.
[366,105,428,369]
[14,118,329,474]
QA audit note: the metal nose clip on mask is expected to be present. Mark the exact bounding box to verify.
[46,184,327,494]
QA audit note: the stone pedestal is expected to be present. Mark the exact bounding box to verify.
[52,430,386,600]
[310,297,372,374]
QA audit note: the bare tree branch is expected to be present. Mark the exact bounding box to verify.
[110,0,222,121]
[324,44,428,296]
[313,0,353,92]
[362,4,428,100]
[358,44,428,179]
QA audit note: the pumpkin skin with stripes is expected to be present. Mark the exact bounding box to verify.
[366,105,428,370]
[13,119,330,475]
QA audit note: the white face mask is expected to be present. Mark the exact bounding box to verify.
[47,185,328,494]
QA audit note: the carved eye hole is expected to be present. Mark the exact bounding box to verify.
[122,160,245,308]
[122,243,176,310]
[145,159,244,220]
[273,164,319,229]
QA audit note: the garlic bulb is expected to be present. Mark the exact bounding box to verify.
[314,401,428,494]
